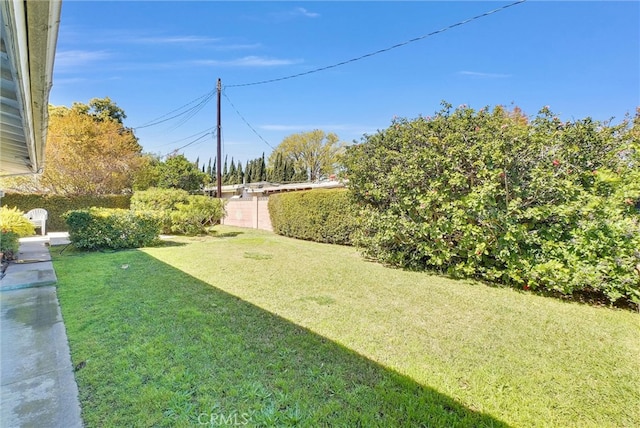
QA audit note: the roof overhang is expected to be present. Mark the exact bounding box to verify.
[0,0,61,176]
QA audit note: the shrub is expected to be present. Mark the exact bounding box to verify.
[131,188,190,233]
[64,208,161,250]
[0,230,20,260]
[170,196,225,236]
[344,103,640,305]
[0,194,130,231]
[0,206,36,237]
[269,189,357,245]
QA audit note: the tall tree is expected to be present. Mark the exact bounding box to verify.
[269,130,344,181]
[236,161,244,185]
[41,102,143,195]
[227,158,237,185]
[222,156,228,184]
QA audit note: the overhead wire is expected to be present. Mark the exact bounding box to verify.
[159,130,214,158]
[133,89,216,129]
[222,90,276,150]
[164,90,217,132]
[121,0,526,163]
[153,126,216,148]
[226,0,526,88]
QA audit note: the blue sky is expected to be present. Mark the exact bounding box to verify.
[50,1,639,165]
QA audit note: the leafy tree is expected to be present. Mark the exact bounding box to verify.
[156,154,208,192]
[40,102,143,195]
[269,130,344,181]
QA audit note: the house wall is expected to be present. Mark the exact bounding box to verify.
[221,197,272,231]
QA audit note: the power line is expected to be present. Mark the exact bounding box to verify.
[159,131,214,158]
[165,90,216,131]
[133,88,216,129]
[226,0,526,88]
[222,90,275,150]
[155,126,216,148]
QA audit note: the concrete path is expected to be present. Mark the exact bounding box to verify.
[0,234,82,427]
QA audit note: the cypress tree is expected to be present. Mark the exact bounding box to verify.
[237,161,244,184]
[222,156,228,185]
[228,158,236,185]
[259,152,267,181]
[245,161,253,184]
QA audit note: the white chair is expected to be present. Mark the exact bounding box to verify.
[25,208,48,236]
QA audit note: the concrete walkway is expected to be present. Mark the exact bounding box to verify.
[0,233,83,427]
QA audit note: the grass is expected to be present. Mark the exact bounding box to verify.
[52,226,640,427]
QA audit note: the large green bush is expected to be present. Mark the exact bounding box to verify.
[344,103,640,305]
[131,189,224,235]
[170,196,225,236]
[130,188,190,233]
[0,194,130,231]
[269,189,357,245]
[64,208,161,250]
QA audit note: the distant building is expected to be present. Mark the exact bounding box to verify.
[204,180,345,199]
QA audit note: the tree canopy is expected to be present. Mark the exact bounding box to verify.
[269,130,344,182]
[39,101,142,195]
[154,154,209,192]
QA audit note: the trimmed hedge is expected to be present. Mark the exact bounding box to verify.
[268,189,357,245]
[0,194,131,232]
[64,208,161,250]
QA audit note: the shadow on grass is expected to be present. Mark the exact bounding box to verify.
[209,230,245,238]
[54,249,510,427]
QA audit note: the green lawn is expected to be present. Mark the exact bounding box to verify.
[53,226,640,427]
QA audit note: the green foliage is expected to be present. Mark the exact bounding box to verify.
[130,187,190,212]
[67,97,127,124]
[0,206,36,237]
[131,189,224,235]
[267,151,302,183]
[0,230,20,259]
[64,208,160,250]
[157,154,209,192]
[269,189,357,245]
[170,196,225,236]
[1,194,130,232]
[131,188,190,233]
[344,103,640,305]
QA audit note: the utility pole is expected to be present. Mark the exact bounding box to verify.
[216,78,222,198]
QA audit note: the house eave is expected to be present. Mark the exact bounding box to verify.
[0,0,61,177]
